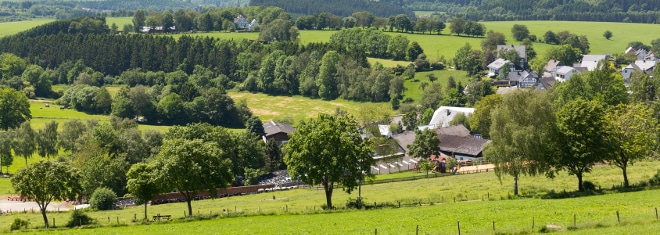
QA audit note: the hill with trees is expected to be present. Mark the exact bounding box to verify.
[405,0,660,23]
[249,0,414,18]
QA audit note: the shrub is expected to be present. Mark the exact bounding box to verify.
[345,197,366,209]
[646,169,660,186]
[582,181,597,191]
[66,210,95,228]
[10,218,29,230]
[89,187,117,210]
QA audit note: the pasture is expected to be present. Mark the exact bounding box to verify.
[1,161,659,233]
[227,91,390,125]
[4,18,660,62]
[0,19,53,38]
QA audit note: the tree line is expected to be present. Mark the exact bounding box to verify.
[250,0,413,18]
[404,0,660,23]
[478,62,660,195]
[0,17,443,113]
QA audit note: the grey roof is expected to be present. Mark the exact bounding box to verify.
[580,55,608,71]
[436,124,471,137]
[539,75,556,89]
[507,70,536,82]
[435,125,490,157]
[496,86,520,95]
[263,121,295,137]
[487,58,510,70]
[556,66,575,75]
[544,60,561,72]
[634,60,656,71]
[497,45,527,59]
[392,131,416,155]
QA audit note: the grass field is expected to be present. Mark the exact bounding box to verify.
[0,19,53,38]
[402,70,470,103]
[227,91,390,125]
[2,161,660,233]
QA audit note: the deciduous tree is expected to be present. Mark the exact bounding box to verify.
[555,99,609,191]
[0,88,31,130]
[36,120,58,159]
[469,94,502,139]
[484,90,556,195]
[153,138,233,216]
[283,113,374,209]
[511,24,530,41]
[12,160,81,228]
[0,131,12,174]
[407,129,441,160]
[605,103,658,187]
[13,121,36,166]
[126,163,162,221]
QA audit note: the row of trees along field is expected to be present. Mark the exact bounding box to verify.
[0,16,451,117]
[1,100,288,227]
[404,0,660,23]
[479,62,660,195]
[3,87,384,228]
[0,0,249,21]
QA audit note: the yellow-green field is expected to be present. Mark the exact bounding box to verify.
[0,19,54,38]
[227,91,390,125]
[1,161,659,234]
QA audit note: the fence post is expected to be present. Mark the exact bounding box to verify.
[375,228,377,235]
[53,218,55,228]
[415,225,419,235]
[134,214,136,221]
[457,221,461,235]
[286,205,288,212]
[492,221,495,231]
[108,217,110,223]
[656,208,658,220]
[616,211,620,223]
[117,217,119,224]
[573,214,576,227]
[532,216,535,229]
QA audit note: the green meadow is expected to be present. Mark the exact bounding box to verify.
[227,91,390,125]
[1,161,659,234]
[0,19,53,38]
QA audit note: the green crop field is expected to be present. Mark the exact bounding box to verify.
[2,161,659,233]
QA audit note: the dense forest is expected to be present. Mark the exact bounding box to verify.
[405,0,660,23]
[249,0,414,18]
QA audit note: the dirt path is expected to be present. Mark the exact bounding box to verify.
[0,200,71,214]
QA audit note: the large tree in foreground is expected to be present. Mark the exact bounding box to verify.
[11,160,81,228]
[605,103,658,187]
[484,90,556,196]
[126,163,162,221]
[284,113,374,209]
[153,138,233,217]
[0,88,31,131]
[555,99,609,191]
